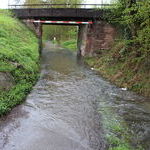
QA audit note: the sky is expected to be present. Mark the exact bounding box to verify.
[0,0,8,8]
[0,0,112,9]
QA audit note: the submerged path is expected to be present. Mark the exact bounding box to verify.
[0,43,150,150]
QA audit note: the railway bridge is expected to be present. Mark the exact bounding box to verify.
[11,4,116,56]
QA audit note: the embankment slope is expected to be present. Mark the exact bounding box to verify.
[0,10,39,115]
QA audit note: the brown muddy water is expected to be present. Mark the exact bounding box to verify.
[0,42,150,150]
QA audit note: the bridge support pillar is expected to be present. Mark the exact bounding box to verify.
[77,21,116,56]
[23,20,42,54]
[33,22,43,54]
[77,25,88,56]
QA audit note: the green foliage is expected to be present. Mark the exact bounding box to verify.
[95,0,150,97]
[24,0,84,6]
[0,10,39,115]
[43,25,78,51]
[99,105,132,150]
[61,39,77,51]
[43,25,77,43]
[44,0,84,8]
[112,0,150,39]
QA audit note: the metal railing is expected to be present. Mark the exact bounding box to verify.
[9,3,114,9]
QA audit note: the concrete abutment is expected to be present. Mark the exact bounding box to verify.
[23,20,43,54]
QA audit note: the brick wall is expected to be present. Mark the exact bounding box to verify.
[78,21,116,56]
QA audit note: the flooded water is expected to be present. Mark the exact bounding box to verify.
[0,42,150,150]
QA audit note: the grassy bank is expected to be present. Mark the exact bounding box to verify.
[85,0,150,98]
[61,39,77,51]
[0,10,39,115]
[85,41,150,97]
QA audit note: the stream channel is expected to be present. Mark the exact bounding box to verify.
[0,42,150,150]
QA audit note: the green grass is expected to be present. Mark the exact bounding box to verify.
[98,104,132,150]
[61,39,77,51]
[85,42,150,97]
[0,10,39,115]
[98,101,144,150]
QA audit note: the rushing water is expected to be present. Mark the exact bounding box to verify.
[0,42,150,150]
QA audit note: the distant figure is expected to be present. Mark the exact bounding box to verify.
[53,37,56,48]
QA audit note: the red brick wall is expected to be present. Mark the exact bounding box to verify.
[78,21,116,56]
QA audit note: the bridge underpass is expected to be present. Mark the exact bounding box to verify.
[11,4,116,56]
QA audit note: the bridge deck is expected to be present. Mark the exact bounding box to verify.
[12,8,105,21]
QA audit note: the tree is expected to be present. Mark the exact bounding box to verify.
[112,0,150,55]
